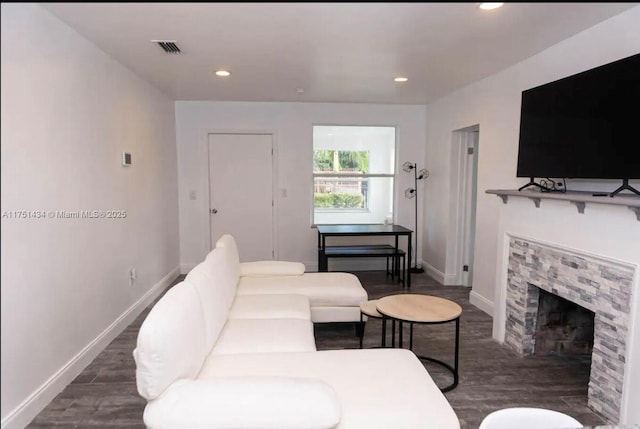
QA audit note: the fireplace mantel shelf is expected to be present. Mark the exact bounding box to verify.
[486,189,640,220]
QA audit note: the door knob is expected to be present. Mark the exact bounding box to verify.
[210,208,218,214]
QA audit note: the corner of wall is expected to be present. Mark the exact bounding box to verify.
[180,263,197,275]
[423,260,458,285]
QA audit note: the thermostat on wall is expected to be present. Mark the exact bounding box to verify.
[122,152,132,166]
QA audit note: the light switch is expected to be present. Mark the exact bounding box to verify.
[189,190,197,201]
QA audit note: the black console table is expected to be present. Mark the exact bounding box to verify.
[316,224,413,288]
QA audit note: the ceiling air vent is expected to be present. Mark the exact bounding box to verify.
[152,40,181,54]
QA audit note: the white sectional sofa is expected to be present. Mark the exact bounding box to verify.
[133,234,460,429]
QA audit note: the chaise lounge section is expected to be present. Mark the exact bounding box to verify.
[217,234,368,323]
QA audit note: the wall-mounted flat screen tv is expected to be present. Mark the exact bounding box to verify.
[516,53,640,180]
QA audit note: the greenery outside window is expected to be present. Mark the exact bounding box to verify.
[314,150,369,210]
[313,126,396,225]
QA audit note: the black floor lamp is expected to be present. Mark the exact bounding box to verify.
[403,162,429,273]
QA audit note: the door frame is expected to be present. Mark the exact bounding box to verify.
[206,130,279,259]
[450,125,479,286]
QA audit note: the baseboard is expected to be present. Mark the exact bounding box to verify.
[180,263,197,274]
[469,290,494,316]
[0,266,180,429]
[444,274,458,285]
[423,262,457,285]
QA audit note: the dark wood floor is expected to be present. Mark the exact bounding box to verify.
[27,271,606,428]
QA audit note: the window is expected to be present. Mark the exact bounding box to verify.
[313,125,396,225]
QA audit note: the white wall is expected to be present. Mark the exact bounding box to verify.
[423,6,640,312]
[176,102,426,271]
[0,4,180,428]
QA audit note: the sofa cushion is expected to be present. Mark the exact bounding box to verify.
[185,252,232,351]
[237,272,367,307]
[212,319,316,355]
[143,377,341,429]
[214,234,241,285]
[208,247,239,307]
[133,282,207,401]
[199,349,460,429]
[229,294,311,320]
[194,250,236,312]
[240,260,306,277]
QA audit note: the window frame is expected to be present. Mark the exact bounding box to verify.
[311,125,397,226]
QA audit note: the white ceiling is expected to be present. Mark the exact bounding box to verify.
[42,2,637,104]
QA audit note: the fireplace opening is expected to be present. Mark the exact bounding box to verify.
[534,289,595,355]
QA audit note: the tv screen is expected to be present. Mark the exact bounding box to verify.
[517,53,640,179]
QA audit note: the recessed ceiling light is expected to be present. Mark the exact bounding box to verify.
[215,70,231,77]
[479,3,504,10]
[394,77,408,82]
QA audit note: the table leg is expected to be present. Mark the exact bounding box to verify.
[381,317,387,348]
[317,231,322,271]
[399,321,403,348]
[407,232,412,288]
[359,313,364,349]
[454,317,460,385]
[409,323,413,350]
[320,235,327,271]
[394,235,399,282]
[412,318,460,392]
[391,319,396,348]
[403,253,407,286]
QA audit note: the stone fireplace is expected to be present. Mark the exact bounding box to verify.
[504,237,634,422]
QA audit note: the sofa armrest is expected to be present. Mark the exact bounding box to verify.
[240,261,305,277]
[144,377,341,429]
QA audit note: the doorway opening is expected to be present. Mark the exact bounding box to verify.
[451,126,479,287]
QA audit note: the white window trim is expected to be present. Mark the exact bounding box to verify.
[312,173,395,179]
[311,125,397,225]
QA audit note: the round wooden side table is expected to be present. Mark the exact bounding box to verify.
[376,294,462,392]
[359,299,385,349]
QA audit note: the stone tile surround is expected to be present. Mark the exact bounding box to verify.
[505,236,635,423]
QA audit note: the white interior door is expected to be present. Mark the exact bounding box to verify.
[208,133,274,262]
